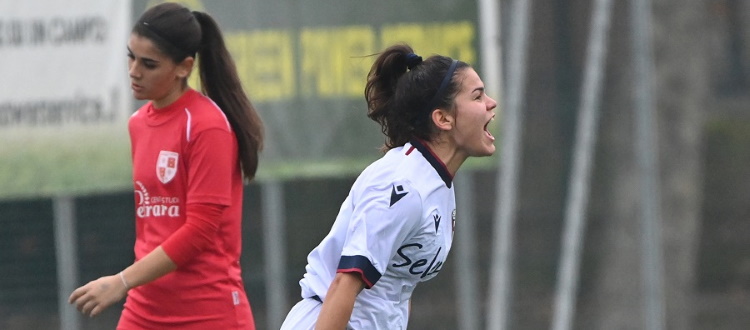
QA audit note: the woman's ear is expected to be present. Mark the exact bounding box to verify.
[176,56,195,79]
[431,108,455,132]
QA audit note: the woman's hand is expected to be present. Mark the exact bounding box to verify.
[68,274,128,318]
[68,246,177,318]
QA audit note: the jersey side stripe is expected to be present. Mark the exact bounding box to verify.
[184,108,192,142]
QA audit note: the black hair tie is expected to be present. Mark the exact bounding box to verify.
[405,53,423,70]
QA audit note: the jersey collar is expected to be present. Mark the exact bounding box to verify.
[410,138,453,188]
[146,89,196,126]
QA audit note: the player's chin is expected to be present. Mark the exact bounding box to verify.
[131,91,148,100]
[472,144,496,157]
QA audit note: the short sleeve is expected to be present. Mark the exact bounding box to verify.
[338,180,422,288]
[186,128,237,206]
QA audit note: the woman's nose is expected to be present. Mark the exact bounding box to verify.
[128,62,139,79]
[487,96,498,111]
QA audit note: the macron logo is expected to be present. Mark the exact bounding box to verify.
[433,214,441,232]
[390,184,408,206]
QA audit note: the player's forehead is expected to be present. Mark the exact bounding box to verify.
[127,33,169,62]
[456,68,484,95]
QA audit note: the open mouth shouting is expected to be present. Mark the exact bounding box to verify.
[484,115,496,141]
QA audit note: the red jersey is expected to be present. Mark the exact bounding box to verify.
[119,89,254,329]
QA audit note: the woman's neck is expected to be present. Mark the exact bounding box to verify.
[421,138,466,177]
[153,85,190,109]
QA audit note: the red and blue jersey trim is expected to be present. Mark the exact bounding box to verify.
[337,255,381,289]
[409,138,453,188]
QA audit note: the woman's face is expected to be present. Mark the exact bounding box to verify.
[448,67,498,158]
[127,33,190,108]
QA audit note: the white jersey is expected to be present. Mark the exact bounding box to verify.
[297,139,457,329]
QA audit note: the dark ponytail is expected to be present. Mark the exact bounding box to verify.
[133,3,264,180]
[365,44,468,151]
[192,11,264,181]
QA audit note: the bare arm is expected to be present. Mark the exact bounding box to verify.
[120,245,177,286]
[68,246,176,317]
[315,272,365,330]
[68,202,225,317]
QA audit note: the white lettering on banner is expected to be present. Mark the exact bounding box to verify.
[0,0,131,131]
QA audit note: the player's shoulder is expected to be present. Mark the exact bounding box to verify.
[184,91,232,132]
[356,146,410,185]
[353,150,426,205]
[127,102,150,128]
[401,140,454,193]
[359,143,446,190]
[131,101,151,117]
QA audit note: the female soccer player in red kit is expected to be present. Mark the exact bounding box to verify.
[68,3,263,329]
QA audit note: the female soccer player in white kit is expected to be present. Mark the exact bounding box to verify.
[281,43,497,330]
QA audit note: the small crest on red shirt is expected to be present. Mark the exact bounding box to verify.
[156,150,179,184]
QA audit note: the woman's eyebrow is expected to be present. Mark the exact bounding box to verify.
[127,47,160,63]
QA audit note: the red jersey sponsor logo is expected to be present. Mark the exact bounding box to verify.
[134,180,181,218]
[157,150,179,184]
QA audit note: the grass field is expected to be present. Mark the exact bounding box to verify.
[0,125,132,199]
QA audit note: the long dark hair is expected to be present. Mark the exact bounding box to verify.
[365,44,468,150]
[133,2,264,180]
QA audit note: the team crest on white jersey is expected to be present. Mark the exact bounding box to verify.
[156,150,179,184]
[452,209,457,235]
